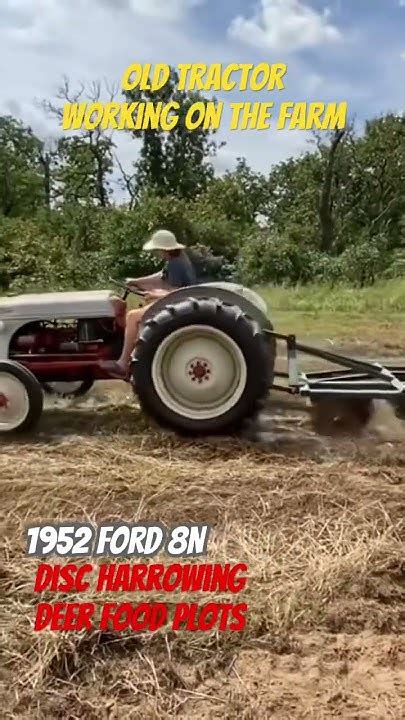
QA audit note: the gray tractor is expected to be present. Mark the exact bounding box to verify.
[0,281,275,435]
[1,280,404,436]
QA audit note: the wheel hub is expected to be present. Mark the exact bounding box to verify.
[0,392,9,409]
[151,325,248,420]
[0,372,30,431]
[187,358,212,384]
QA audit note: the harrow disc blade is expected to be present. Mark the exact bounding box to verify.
[310,398,373,436]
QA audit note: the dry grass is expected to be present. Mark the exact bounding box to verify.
[1,316,405,718]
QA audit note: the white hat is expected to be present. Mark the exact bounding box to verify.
[143,229,185,252]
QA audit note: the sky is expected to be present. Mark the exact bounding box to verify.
[0,0,404,189]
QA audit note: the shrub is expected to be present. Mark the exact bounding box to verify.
[336,234,391,286]
[238,229,395,288]
[238,230,332,286]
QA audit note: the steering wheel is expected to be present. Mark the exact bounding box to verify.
[109,278,147,300]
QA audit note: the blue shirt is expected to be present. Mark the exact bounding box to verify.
[162,252,197,288]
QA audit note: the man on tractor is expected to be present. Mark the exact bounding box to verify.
[102,229,197,378]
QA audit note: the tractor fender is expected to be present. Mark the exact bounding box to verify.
[141,282,271,331]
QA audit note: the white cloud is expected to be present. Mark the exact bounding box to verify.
[401,51,405,61]
[0,0,203,42]
[129,0,203,21]
[228,0,342,53]
[306,72,324,92]
[0,0,223,192]
[0,0,401,195]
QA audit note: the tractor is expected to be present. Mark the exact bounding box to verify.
[0,281,404,435]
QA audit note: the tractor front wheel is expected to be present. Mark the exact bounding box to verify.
[0,361,43,434]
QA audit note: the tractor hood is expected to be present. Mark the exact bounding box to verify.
[0,290,119,321]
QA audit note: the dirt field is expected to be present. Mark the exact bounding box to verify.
[1,313,405,719]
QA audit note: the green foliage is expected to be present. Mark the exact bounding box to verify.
[336,234,390,286]
[0,116,46,217]
[187,198,243,260]
[238,230,330,285]
[200,158,269,226]
[0,96,404,293]
[263,152,321,241]
[54,134,113,207]
[0,213,109,293]
[238,229,397,287]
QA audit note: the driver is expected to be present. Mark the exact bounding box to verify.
[102,229,197,379]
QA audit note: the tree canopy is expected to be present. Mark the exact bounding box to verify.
[0,75,404,293]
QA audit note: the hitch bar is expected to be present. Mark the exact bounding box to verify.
[264,330,405,400]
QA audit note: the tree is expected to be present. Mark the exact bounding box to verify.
[123,67,224,200]
[198,158,269,226]
[264,151,322,245]
[0,116,46,217]
[316,129,346,253]
[42,78,115,207]
[54,133,113,207]
[345,115,405,249]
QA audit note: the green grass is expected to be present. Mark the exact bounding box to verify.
[258,279,405,314]
[256,280,405,351]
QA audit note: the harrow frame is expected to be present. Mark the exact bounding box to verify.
[266,330,405,401]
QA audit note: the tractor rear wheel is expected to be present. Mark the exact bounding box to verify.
[131,298,274,435]
[0,361,43,434]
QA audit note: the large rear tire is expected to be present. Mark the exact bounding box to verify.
[0,361,43,434]
[131,298,274,435]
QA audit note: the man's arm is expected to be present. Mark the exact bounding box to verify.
[126,272,171,291]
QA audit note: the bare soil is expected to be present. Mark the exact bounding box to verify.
[1,330,405,719]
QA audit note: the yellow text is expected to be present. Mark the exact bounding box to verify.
[277,102,348,130]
